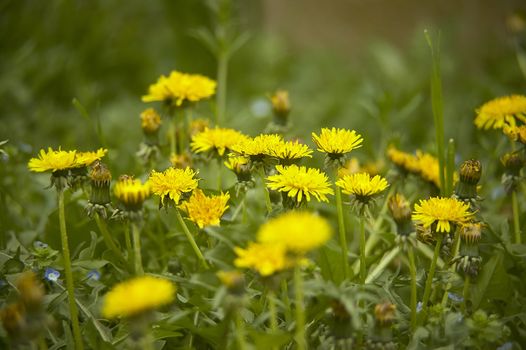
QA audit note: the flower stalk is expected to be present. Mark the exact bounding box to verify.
[175,208,209,269]
[294,265,306,350]
[335,184,350,280]
[132,222,144,275]
[359,216,367,284]
[419,235,444,325]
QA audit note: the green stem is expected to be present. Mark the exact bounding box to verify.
[408,247,418,332]
[124,223,133,263]
[268,290,278,332]
[462,275,471,313]
[94,213,125,262]
[335,184,349,280]
[259,168,272,214]
[235,309,248,350]
[419,235,444,325]
[365,246,400,284]
[217,158,223,191]
[512,190,521,244]
[359,216,367,284]
[175,209,209,269]
[216,51,228,125]
[132,222,144,275]
[169,115,177,156]
[57,191,84,350]
[294,265,306,350]
[446,138,455,196]
[281,279,292,323]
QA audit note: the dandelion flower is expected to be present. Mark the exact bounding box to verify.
[503,124,526,144]
[386,146,420,173]
[474,95,526,129]
[415,151,441,188]
[140,108,162,134]
[74,148,108,168]
[268,140,313,163]
[267,165,334,205]
[270,90,290,118]
[231,134,283,161]
[179,189,230,229]
[191,127,247,156]
[257,211,332,254]
[234,242,293,276]
[149,167,199,205]
[114,176,150,210]
[142,71,216,106]
[312,127,363,158]
[336,172,389,202]
[28,148,77,173]
[412,197,473,234]
[102,276,175,319]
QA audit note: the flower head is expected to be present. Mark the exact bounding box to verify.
[234,242,293,276]
[311,127,363,158]
[74,148,108,168]
[270,90,290,120]
[231,134,283,162]
[102,276,175,319]
[28,148,77,173]
[475,95,526,129]
[114,176,150,210]
[140,108,162,134]
[257,211,332,254]
[387,146,420,173]
[179,189,230,229]
[170,152,193,169]
[142,71,216,106]
[267,165,333,205]
[412,197,473,234]
[503,124,526,144]
[149,167,199,205]
[268,140,313,163]
[191,127,247,157]
[336,172,389,203]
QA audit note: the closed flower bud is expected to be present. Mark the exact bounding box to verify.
[217,270,245,295]
[16,272,44,312]
[170,152,193,169]
[374,302,396,326]
[270,90,290,122]
[388,194,411,224]
[140,108,162,134]
[501,152,525,175]
[460,222,482,244]
[459,160,482,185]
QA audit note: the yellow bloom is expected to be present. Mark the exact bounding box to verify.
[234,242,293,276]
[257,211,332,253]
[311,127,363,156]
[114,176,150,210]
[28,148,77,173]
[140,108,162,134]
[474,95,526,130]
[412,197,473,233]
[179,189,230,229]
[268,140,313,161]
[503,124,526,144]
[102,276,175,319]
[74,148,108,167]
[270,90,290,117]
[415,151,441,188]
[224,155,249,173]
[191,127,247,156]
[149,167,199,205]
[170,152,193,169]
[387,146,420,173]
[231,134,283,159]
[336,172,389,201]
[267,165,334,204]
[142,71,216,106]
[189,118,210,137]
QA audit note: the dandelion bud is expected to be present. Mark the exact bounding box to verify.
[0,303,25,339]
[374,302,396,326]
[501,152,525,175]
[114,175,150,212]
[189,118,210,137]
[460,222,482,244]
[217,270,245,295]
[388,194,411,226]
[270,90,290,123]
[459,160,482,185]
[170,152,193,169]
[16,272,45,312]
[140,108,162,135]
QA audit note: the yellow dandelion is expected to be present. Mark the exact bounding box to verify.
[74,148,108,168]
[311,127,363,156]
[28,148,77,173]
[415,151,441,188]
[140,108,162,134]
[257,211,332,254]
[267,164,334,204]
[270,90,290,117]
[189,118,210,137]
[234,242,293,276]
[142,70,216,106]
[336,172,389,201]
[503,124,526,144]
[170,152,193,169]
[412,197,473,233]
[102,276,175,319]
[268,140,313,162]
[179,189,230,229]
[386,146,420,173]
[149,167,199,205]
[224,155,249,173]
[231,134,283,159]
[474,95,526,130]
[114,176,150,210]
[191,127,247,156]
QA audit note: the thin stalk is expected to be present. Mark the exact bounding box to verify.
[294,265,306,350]
[169,115,177,156]
[175,209,209,269]
[419,235,444,325]
[94,213,125,262]
[408,247,418,331]
[268,290,278,332]
[446,138,455,196]
[365,245,400,284]
[512,190,521,244]
[281,279,292,323]
[217,158,223,191]
[335,184,349,280]
[462,275,471,313]
[57,191,84,350]
[131,222,144,275]
[359,216,367,284]
[124,223,133,262]
[259,168,272,214]
[235,309,248,350]
[425,30,446,196]
[216,51,228,125]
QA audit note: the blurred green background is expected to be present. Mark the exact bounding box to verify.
[1,0,525,240]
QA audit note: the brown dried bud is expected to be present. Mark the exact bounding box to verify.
[501,152,525,175]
